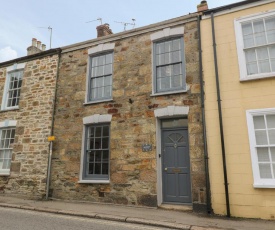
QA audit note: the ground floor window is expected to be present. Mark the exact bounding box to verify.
[83,124,110,180]
[247,108,275,188]
[0,127,15,174]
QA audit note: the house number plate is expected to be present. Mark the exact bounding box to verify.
[142,144,152,152]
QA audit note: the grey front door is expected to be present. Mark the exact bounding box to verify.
[162,128,192,204]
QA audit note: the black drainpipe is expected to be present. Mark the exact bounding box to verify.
[46,49,62,199]
[210,12,231,217]
[197,16,212,214]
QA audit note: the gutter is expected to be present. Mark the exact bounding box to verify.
[210,12,231,217]
[197,16,212,214]
[45,50,62,199]
[0,49,61,68]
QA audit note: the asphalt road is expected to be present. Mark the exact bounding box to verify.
[0,207,171,230]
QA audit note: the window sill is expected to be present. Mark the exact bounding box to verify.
[240,72,275,82]
[253,183,275,188]
[78,180,110,184]
[84,99,113,106]
[0,106,19,112]
[0,172,10,176]
[150,89,187,97]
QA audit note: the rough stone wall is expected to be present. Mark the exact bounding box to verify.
[0,54,59,198]
[51,20,206,207]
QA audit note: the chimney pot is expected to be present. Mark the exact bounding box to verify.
[197,0,208,12]
[32,38,37,47]
[42,44,46,51]
[96,23,113,38]
[37,41,41,49]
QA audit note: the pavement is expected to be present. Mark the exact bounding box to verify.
[0,195,274,230]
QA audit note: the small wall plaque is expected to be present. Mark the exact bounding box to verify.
[142,144,152,152]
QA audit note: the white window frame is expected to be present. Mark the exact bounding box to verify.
[235,10,275,81]
[1,63,25,110]
[246,108,275,188]
[0,120,17,175]
[150,27,186,96]
[85,43,115,105]
[79,114,112,184]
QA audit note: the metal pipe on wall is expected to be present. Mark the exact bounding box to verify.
[197,15,212,214]
[210,12,231,217]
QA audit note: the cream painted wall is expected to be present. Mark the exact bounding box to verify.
[201,2,275,219]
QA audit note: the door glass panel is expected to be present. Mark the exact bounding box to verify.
[162,118,188,128]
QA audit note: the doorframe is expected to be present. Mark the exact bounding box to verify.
[154,106,190,206]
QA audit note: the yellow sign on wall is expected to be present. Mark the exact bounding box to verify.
[48,136,55,142]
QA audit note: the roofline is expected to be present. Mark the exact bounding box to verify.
[203,0,263,15]
[0,48,62,68]
[61,13,198,53]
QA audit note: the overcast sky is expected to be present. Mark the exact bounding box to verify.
[0,0,241,62]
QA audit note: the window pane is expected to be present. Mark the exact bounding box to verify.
[104,64,112,75]
[242,22,253,35]
[104,86,111,98]
[96,77,104,87]
[92,57,99,66]
[257,147,270,162]
[258,60,271,73]
[156,43,165,54]
[243,34,254,48]
[268,130,275,144]
[172,39,181,51]
[95,127,102,137]
[165,41,172,53]
[171,75,182,88]
[253,116,266,129]
[164,53,170,65]
[94,163,101,174]
[247,62,258,75]
[259,163,272,178]
[271,147,275,161]
[257,47,269,60]
[104,75,112,86]
[245,49,257,62]
[95,151,102,162]
[171,51,181,63]
[98,56,105,65]
[102,163,108,174]
[173,64,182,75]
[266,115,275,128]
[102,137,109,149]
[88,163,94,174]
[102,151,109,161]
[266,17,275,43]
[103,126,109,136]
[94,138,101,149]
[255,130,268,145]
[165,66,172,77]
[157,54,165,66]
[254,20,267,46]
[105,54,113,64]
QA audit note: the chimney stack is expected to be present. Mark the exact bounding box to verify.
[197,0,208,12]
[96,23,113,38]
[27,38,46,55]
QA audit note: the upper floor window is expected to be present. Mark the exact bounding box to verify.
[246,108,275,188]
[235,11,275,81]
[150,27,185,95]
[1,63,25,110]
[86,43,115,104]
[153,38,185,94]
[88,53,113,102]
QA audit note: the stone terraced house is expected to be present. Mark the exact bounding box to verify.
[0,39,61,198]
[50,12,208,211]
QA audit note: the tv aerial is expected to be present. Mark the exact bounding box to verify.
[114,19,136,31]
[38,26,53,49]
[86,18,103,25]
